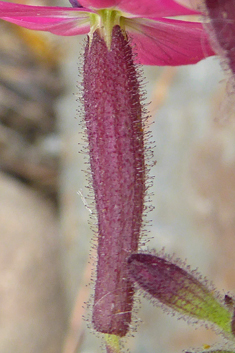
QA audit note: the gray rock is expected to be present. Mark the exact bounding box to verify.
[0,172,66,353]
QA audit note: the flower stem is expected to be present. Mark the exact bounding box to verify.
[104,334,121,353]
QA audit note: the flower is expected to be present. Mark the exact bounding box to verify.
[0,0,216,346]
[0,0,215,65]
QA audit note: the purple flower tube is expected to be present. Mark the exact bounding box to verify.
[83,25,146,336]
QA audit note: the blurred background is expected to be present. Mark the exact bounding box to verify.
[0,1,234,352]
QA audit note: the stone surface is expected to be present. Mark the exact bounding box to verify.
[0,172,66,353]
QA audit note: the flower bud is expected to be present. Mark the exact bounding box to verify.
[127,253,232,334]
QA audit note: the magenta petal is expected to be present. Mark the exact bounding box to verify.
[79,0,119,8]
[0,2,91,35]
[1,17,90,36]
[117,0,200,18]
[126,18,215,66]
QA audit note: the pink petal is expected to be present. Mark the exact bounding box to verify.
[126,18,215,66]
[117,0,200,18]
[0,2,91,35]
[78,0,200,17]
[174,0,202,10]
[79,0,119,8]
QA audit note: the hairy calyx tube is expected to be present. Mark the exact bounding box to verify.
[83,25,146,336]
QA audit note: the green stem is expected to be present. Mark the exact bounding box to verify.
[104,334,121,353]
